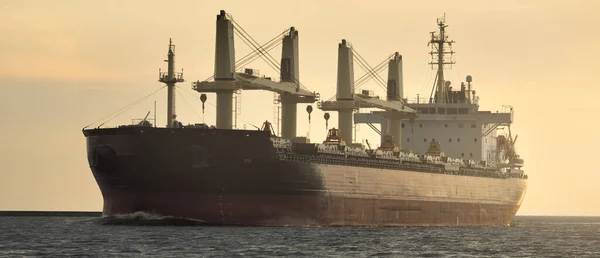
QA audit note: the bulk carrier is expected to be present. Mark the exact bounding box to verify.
[83,11,527,226]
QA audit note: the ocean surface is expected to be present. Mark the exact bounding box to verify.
[0,214,598,257]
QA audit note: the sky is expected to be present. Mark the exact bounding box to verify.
[1,0,599,216]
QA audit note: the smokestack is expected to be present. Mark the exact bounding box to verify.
[214,10,235,129]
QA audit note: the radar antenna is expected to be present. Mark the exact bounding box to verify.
[428,14,455,104]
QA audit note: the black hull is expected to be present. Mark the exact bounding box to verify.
[84,127,527,226]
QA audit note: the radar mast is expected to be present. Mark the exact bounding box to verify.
[158,38,185,128]
[428,14,455,104]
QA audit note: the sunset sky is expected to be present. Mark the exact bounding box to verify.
[1,0,598,216]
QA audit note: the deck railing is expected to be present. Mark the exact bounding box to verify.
[273,148,526,180]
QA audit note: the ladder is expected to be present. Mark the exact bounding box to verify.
[272,93,281,135]
[233,89,242,129]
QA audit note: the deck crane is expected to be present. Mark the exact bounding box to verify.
[318,40,417,147]
[193,10,319,140]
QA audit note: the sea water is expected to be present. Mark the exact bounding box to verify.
[0,214,598,257]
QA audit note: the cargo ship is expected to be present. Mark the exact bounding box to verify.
[83,11,527,226]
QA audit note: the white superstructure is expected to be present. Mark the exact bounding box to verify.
[352,15,517,167]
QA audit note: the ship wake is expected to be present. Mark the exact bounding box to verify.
[96,211,207,226]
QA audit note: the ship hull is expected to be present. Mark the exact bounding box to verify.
[84,127,527,226]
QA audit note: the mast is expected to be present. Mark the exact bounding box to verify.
[428,14,455,104]
[158,38,184,128]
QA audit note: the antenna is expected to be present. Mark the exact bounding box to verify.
[428,14,455,104]
[466,75,473,103]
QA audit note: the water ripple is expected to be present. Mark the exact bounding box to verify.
[0,216,598,257]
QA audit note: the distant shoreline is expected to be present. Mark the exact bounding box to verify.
[0,211,597,218]
[0,211,102,217]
